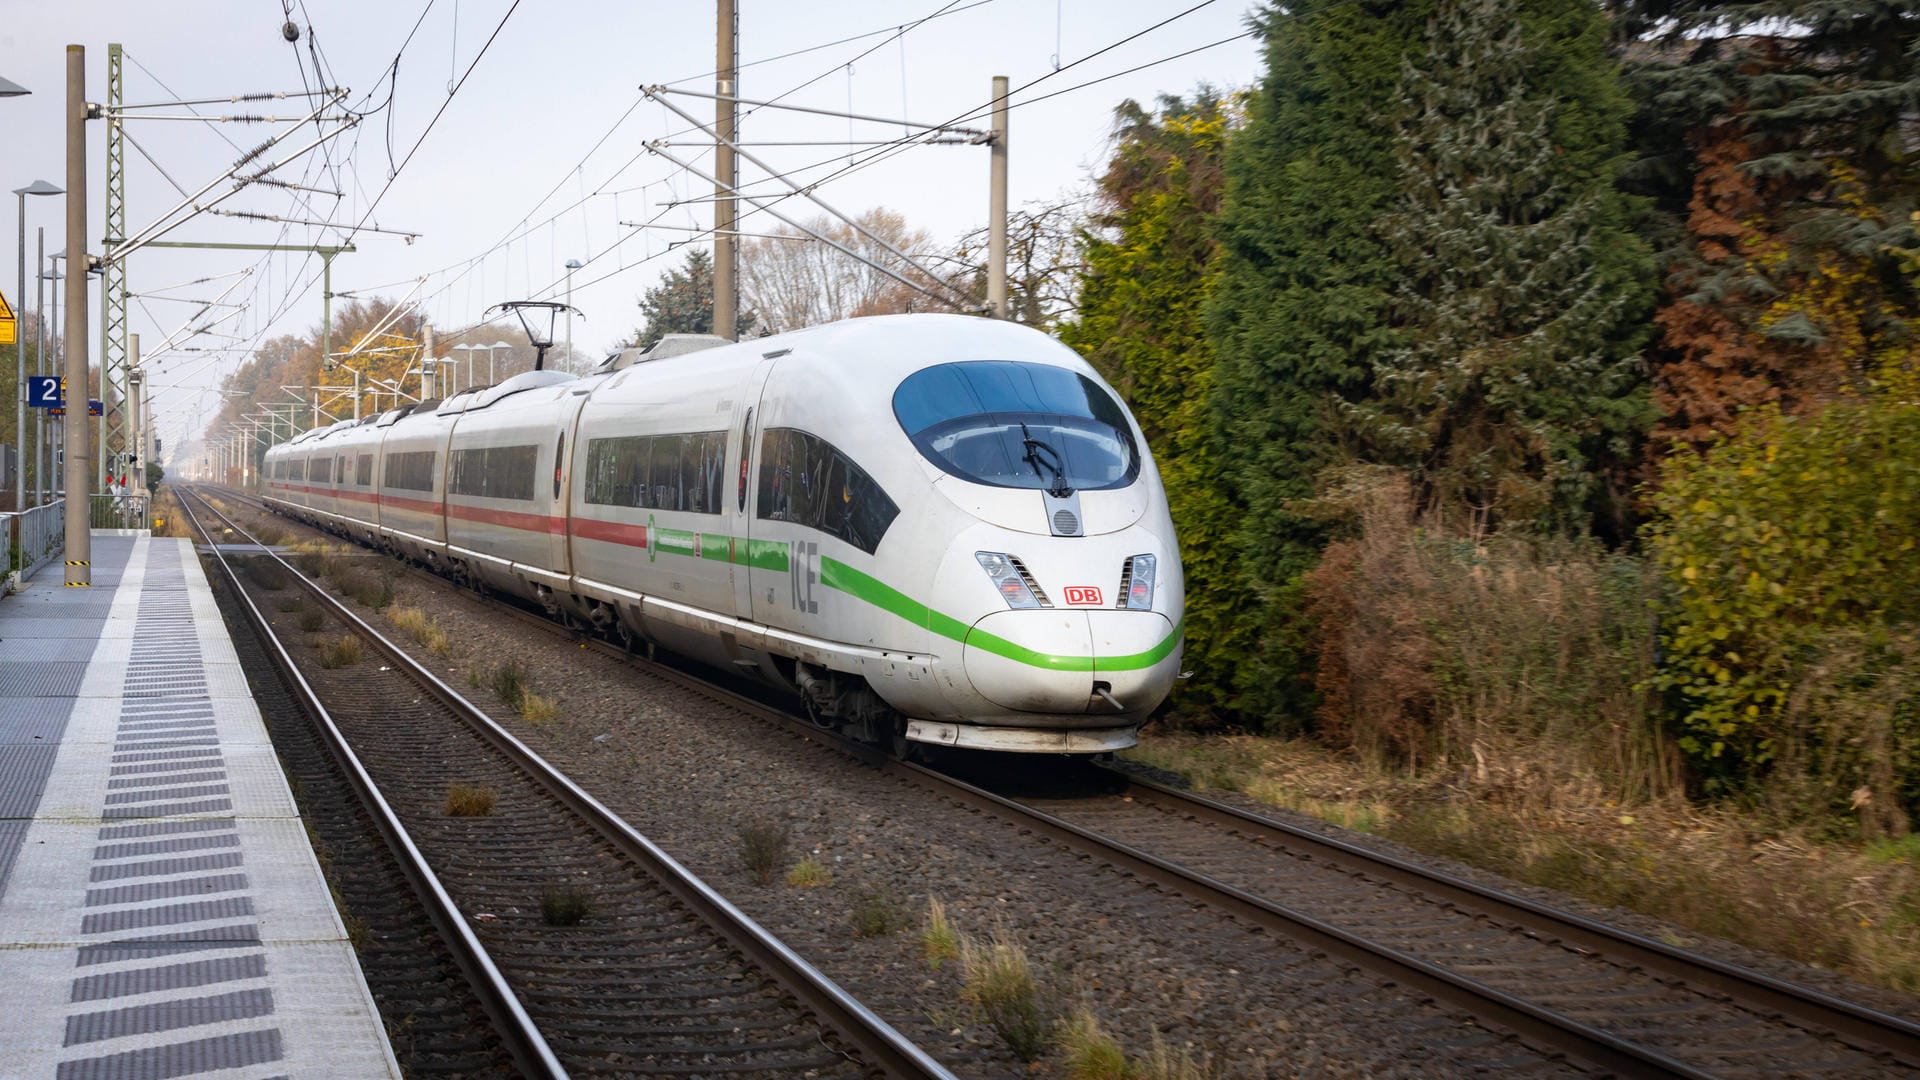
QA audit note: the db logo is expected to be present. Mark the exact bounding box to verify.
[1062,586,1103,606]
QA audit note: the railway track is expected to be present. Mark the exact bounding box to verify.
[203,484,1920,1077]
[179,486,953,1080]
[968,768,1920,1078]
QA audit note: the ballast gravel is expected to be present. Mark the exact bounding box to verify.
[289,548,1576,1080]
[226,499,1920,1078]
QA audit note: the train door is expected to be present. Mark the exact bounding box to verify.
[551,390,590,574]
[728,354,781,624]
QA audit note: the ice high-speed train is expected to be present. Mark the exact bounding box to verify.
[260,314,1184,754]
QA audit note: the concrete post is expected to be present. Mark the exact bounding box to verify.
[63,44,90,586]
[988,75,1009,320]
[15,191,25,511]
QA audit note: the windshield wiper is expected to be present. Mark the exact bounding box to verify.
[1020,422,1074,498]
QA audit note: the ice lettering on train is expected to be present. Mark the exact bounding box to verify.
[790,540,818,614]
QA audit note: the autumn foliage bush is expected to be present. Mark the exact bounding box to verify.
[1307,477,1676,805]
[1646,381,1920,832]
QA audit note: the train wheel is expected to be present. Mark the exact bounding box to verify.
[802,697,835,732]
[888,718,916,762]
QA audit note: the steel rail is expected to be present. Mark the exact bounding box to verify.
[894,760,1716,1079]
[1106,770,1920,1070]
[219,491,1699,1074]
[217,484,1916,1076]
[185,486,957,1080]
[176,488,569,1079]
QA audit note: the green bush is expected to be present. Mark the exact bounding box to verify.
[1647,388,1920,820]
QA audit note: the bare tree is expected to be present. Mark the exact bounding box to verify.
[933,193,1091,332]
[737,207,947,333]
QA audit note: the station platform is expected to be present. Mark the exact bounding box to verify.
[0,534,400,1079]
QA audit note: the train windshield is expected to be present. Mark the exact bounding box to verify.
[892,361,1139,492]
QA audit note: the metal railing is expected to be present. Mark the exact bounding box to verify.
[89,493,151,531]
[3,500,67,580]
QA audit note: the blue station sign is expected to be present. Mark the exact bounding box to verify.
[26,375,62,408]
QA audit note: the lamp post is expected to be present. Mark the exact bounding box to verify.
[14,179,61,510]
[0,76,28,98]
[449,343,474,393]
[39,257,60,502]
[564,259,583,373]
[489,339,513,381]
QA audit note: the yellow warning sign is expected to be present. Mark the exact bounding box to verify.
[0,289,14,346]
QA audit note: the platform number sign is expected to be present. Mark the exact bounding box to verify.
[27,375,62,409]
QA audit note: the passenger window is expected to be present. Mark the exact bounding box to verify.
[755,427,898,554]
[449,445,538,500]
[583,431,727,514]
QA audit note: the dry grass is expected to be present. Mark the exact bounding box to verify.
[519,691,560,725]
[1060,987,1215,1076]
[1125,735,1394,834]
[1127,732,1920,994]
[1059,1007,1128,1080]
[445,782,496,817]
[959,928,1054,1062]
[922,896,960,969]
[1134,1030,1212,1080]
[1305,477,1680,805]
[785,855,831,887]
[388,606,450,654]
[318,634,363,669]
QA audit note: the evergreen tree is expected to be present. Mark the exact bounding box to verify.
[1357,0,1654,533]
[1206,0,1436,728]
[1617,1,1920,450]
[1061,92,1238,724]
[630,249,755,349]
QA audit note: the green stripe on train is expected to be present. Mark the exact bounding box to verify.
[619,527,1180,673]
[819,556,1182,673]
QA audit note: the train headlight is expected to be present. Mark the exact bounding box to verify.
[1123,553,1156,611]
[976,551,1044,610]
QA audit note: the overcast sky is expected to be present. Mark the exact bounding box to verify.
[0,0,1263,458]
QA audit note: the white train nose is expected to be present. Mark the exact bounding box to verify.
[962,609,1178,714]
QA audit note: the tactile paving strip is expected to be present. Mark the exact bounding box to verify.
[53,543,289,1078]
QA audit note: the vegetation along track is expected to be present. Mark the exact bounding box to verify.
[968,766,1920,1078]
[182,494,527,1077]
[179,486,953,1080]
[202,483,1920,1077]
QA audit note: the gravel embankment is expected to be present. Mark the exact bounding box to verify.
[266,541,1580,1079]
